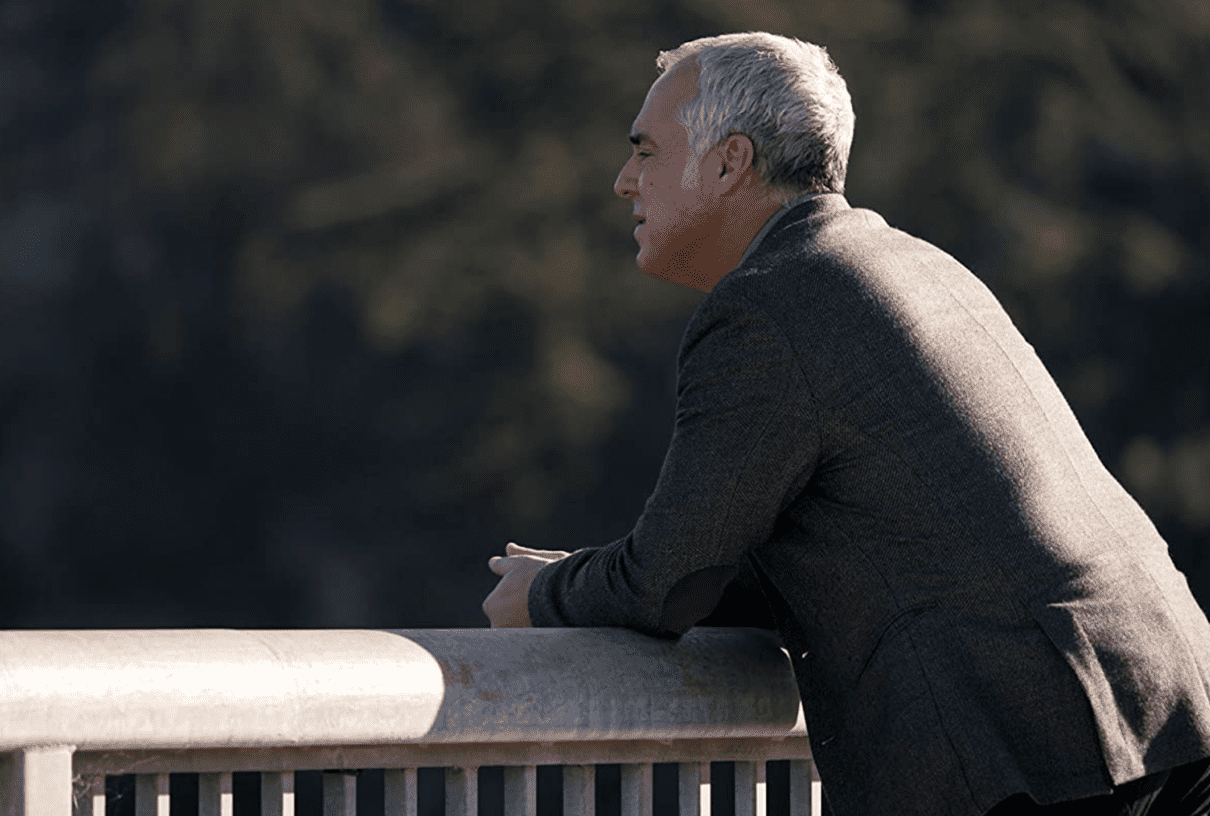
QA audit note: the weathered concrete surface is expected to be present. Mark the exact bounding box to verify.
[399,627,803,742]
[0,627,804,750]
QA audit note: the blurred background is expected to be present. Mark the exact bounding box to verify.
[0,0,1206,629]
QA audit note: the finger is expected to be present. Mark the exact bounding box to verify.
[488,556,512,576]
[507,542,555,554]
[507,543,569,561]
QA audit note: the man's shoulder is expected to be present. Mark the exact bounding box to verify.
[749,197,954,274]
[699,195,1009,378]
[718,195,980,311]
[708,198,890,313]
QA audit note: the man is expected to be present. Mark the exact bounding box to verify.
[482,32,1210,816]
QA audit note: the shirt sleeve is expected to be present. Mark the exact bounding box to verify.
[527,292,820,637]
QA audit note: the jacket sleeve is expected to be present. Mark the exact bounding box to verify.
[694,557,779,629]
[527,293,820,637]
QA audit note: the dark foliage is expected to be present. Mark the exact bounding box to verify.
[0,0,1207,628]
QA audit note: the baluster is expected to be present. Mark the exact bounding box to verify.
[563,765,594,816]
[733,762,766,816]
[73,773,105,816]
[620,764,652,816]
[16,745,74,816]
[135,773,170,816]
[262,771,296,816]
[677,763,709,816]
[446,766,478,816]
[324,771,358,816]
[199,772,234,816]
[503,765,537,816]
[788,761,821,816]
[384,768,418,816]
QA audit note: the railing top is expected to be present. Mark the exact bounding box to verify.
[0,627,805,751]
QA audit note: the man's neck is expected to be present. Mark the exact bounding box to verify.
[696,194,783,291]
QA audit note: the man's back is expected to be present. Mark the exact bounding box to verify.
[722,193,1210,814]
[529,193,1210,816]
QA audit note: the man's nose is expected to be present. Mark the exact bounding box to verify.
[614,157,637,199]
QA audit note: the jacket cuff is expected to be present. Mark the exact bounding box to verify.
[527,550,592,627]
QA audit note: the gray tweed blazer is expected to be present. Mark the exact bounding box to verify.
[528,194,1210,816]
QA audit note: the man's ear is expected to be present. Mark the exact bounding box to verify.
[715,133,756,191]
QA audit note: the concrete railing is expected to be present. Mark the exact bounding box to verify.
[0,627,818,816]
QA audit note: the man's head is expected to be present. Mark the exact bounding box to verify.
[614,32,855,291]
[659,32,855,198]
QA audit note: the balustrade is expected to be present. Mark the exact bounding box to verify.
[0,627,819,816]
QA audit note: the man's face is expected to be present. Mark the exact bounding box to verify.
[614,60,718,290]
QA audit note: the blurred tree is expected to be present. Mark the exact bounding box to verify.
[0,0,1205,627]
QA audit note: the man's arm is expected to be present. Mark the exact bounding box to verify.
[694,557,778,629]
[527,294,819,637]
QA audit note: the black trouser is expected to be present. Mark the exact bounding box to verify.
[986,758,1210,816]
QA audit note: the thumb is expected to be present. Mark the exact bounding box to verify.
[488,556,512,576]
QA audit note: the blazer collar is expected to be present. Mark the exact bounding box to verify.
[738,193,851,266]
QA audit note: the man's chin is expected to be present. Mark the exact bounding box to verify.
[635,247,655,277]
[635,252,665,283]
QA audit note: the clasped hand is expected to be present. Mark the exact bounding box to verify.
[482,542,571,627]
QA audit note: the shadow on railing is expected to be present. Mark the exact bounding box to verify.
[0,627,819,816]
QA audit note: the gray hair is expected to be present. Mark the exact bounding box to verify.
[656,32,855,199]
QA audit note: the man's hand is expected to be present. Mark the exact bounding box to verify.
[482,542,571,627]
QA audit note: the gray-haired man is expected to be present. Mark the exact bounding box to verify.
[483,33,1210,816]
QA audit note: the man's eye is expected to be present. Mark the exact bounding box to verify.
[637,151,652,159]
